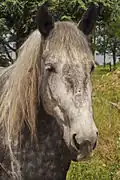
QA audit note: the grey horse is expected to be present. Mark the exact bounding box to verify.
[0,3,100,180]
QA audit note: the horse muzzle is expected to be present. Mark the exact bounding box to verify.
[70,134,98,161]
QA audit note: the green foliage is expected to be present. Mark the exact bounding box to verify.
[95,0,120,66]
[0,0,120,66]
[0,0,45,64]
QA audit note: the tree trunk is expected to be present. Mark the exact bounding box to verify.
[103,51,106,67]
[112,41,117,69]
[113,50,116,69]
[103,31,106,67]
[112,48,116,69]
[2,43,14,64]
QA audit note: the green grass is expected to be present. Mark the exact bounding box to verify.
[67,65,120,180]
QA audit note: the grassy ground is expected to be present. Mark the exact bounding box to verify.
[67,64,120,180]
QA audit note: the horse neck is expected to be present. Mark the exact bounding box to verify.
[36,103,63,140]
[19,103,71,179]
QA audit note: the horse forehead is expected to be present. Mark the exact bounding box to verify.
[62,62,88,76]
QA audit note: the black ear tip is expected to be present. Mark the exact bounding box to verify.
[36,3,54,37]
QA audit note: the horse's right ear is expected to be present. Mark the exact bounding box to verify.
[36,3,54,37]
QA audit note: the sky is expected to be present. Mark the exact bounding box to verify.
[96,53,119,65]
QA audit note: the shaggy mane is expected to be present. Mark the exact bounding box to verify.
[0,30,42,141]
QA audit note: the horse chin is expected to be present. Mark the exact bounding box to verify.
[69,147,92,162]
[71,152,92,162]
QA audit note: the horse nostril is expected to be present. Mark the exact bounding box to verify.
[72,134,80,150]
[72,134,91,151]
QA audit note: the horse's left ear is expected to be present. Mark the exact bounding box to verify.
[36,3,54,37]
[78,3,102,35]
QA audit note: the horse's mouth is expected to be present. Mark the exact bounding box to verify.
[69,143,93,162]
[71,151,92,162]
[68,137,97,162]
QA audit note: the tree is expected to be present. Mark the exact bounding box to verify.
[95,0,120,68]
[0,0,120,67]
[0,0,44,65]
[0,0,88,66]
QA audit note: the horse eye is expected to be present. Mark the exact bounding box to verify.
[45,64,56,73]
